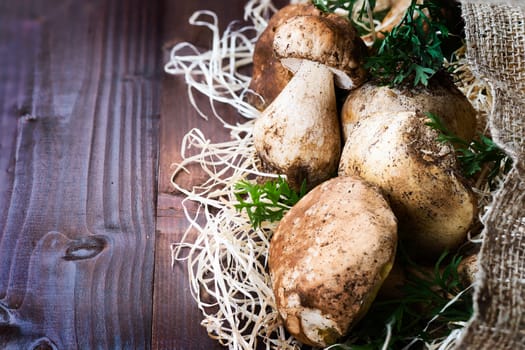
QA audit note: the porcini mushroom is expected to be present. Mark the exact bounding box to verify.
[246,3,322,110]
[269,176,398,347]
[340,77,477,141]
[273,14,368,89]
[458,253,479,285]
[253,14,367,190]
[339,111,478,258]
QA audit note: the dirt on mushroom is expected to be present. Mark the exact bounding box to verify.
[339,111,478,259]
[246,3,322,110]
[341,76,477,141]
[270,176,398,347]
[254,12,367,191]
[166,1,491,349]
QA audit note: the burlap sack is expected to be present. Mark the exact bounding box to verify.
[456,1,525,348]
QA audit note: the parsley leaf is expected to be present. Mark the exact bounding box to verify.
[234,177,306,229]
[425,112,512,188]
[366,0,450,87]
[312,0,377,36]
[333,249,473,350]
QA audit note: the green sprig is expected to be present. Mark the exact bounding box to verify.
[425,112,512,189]
[365,0,449,87]
[334,250,473,350]
[234,177,306,229]
[311,0,378,36]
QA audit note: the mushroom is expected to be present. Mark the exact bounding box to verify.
[246,3,321,110]
[273,14,368,89]
[339,111,478,259]
[458,253,479,286]
[341,77,477,141]
[253,14,367,190]
[376,261,406,299]
[269,176,398,347]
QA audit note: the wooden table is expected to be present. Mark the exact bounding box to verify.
[0,0,284,348]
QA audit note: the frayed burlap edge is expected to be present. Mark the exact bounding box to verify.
[460,0,525,7]
[456,2,525,349]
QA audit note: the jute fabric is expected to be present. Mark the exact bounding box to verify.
[457,2,525,348]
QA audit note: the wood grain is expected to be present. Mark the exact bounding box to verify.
[154,2,250,348]
[0,0,160,348]
[1,0,292,348]
[154,1,287,349]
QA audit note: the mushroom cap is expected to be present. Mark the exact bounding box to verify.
[246,3,322,110]
[341,77,477,141]
[273,14,368,90]
[269,176,397,347]
[339,111,478,259]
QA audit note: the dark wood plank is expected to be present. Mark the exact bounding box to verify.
[154,1,287,349]
[154,2,250,347]
[0,0,161,348]
[158,0,256,195]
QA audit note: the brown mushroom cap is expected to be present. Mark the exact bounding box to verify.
[273,14,368,89]
[269,176,397,347]
[246,3,321,110]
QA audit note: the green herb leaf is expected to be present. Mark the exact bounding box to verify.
[337,249,473,349]
[311,0,377,36]
[365,0,450,87]
[413,65,436,86]
[425,112,512,188]
[234,177,306,229]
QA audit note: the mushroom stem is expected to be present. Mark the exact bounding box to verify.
[253,60,341,190]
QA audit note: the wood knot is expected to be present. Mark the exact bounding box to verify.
[0,303,10,325]
[30,337,57,350]
[63,236,107,261]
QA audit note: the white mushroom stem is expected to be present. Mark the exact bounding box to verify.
[281,57,359,90]
[253,59,341,190]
